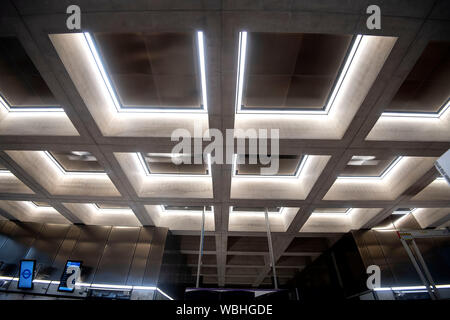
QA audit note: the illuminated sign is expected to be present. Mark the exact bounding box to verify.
[58,260,82,292]
[18,260,36,289]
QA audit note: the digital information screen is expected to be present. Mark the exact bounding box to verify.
[18,260,36,289]
[58,260,82,292]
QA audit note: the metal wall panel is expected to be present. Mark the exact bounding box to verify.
[50,225,81,280]
[0,222,43,276]
[68,225,112,284]
[0,220,14,252]
[126,227,154,286]
[93,226,140,285]
[0,221,168,295]
[25,224,71,280]
[143,227,168,286]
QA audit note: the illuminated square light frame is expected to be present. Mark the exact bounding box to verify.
[137,152,212,178]
[312,208,353,217]
[91,203,134,215]
[229,206,285,216]
[159,205,214,215]
[43,151,108,176]
[234,31,363,115]
[381,95,450,119]
[0,200,67,224]
[392,208,417,215]
[337,156,404,180]
[0,169,13,175]
[30,201,52,208]
[231,154,309,179]
[83,31,208,114]
[0,94,64,113]
[25,201,57,212]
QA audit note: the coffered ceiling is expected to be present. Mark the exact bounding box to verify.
[0,0,449,288]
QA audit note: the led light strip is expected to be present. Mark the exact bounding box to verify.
[29,201,52,209]
[137,153,212,177]
[91,203,134,215]
[232,154,309,179]
[0,94,64,113]
[0,169,13,176]
[160,205,214,215]
[337,156,404,180]
[0,277,173,299]
[374,284,450,292]
[392,208,417,215]
[235,32,363,115]
[381,99,450,119]
[229,206,286,215]
[84,31,207,114]
[312,208,353,216]
[44,151,107,176]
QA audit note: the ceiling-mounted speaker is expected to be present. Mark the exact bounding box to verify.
[435,149,450,185]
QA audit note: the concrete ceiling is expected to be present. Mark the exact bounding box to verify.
[0,0,450,288]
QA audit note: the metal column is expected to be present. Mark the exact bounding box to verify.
[399,238,436,300]
[264,207,278,289]
[410,239,440,299]
[196,206,206,288]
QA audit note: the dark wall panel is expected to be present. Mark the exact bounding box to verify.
[0,222,43,277]
[94,226,140,285]
[50,225,81,280]
[0,221,168,296]
[126,227,154,286]
[68,225,112,284]
[143,227,168,286]
[24,224,71,279]
[353,229,450,287]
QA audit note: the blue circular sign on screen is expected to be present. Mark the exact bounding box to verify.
[22,269,31,279]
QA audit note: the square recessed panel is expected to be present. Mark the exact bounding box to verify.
[0,36,59,109]
[313,207,350,214]
[339,155,398,177]
[386,41,450,114]
[49,151,104,173]
[242,32,353,110]
[235,154,303,176]
[162,205,212,212]
[141,153,209,175]
[93,32,201,110]
[31,201,51,207]
[94,203,130,210]
[231,207,281,213]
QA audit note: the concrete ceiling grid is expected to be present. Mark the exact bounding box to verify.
[0,1,449,287]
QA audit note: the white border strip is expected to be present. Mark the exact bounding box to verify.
[232,154,309,179]
[0,94,64,113]
[83,31,207,114]
[137,152,212,177]
[235,32,363,115]
[381,99,450,119]
[337,156,404,180]
[44,151,108,176]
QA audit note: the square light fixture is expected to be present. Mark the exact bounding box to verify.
[234,31,363,115]
[137,152,212,177]
[231,154,309,179]
[159,205,214,215]
[44,151,107,176]
[83,31,208,113]
[337,156,403,180]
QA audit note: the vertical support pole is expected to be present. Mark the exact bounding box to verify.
[399,238,436,300]
[196,206,205,288]
[264,207,278,289]
[410,239,440,299]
